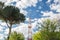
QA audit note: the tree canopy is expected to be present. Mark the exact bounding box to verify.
[0,6,25,24]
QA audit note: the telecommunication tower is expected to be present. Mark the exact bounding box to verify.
[28,18,32,40]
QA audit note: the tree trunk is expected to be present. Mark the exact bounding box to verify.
[7,23,12,40]
[7,27,11,40]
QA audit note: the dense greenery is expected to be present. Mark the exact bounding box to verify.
[33,19,60,40]
[9,32,25,40]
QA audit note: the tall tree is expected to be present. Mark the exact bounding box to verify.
[0,6,25,40]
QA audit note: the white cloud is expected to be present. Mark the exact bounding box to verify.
[4,28,9,35]
[20,9,28,15]
[26,18,29,21]
[54,0,60,4]
[0,22,7,26]
[26,18,38,22]
[39,0,42,2]
[37,18,43,23]
[41,11,60,20]
[42,11,54,16]
[0,22,8,40]
[50,4,57,10]
[4,0,38,15]
[0,26,4,32]
[46,0,51,3]
[16,0,38,8]
[0,34,4,40]
[0,22,7,33]
[50,3,60,12]
[0,0,7,2]
[11,0,19,2]
[50,0,60,12]
[32,21,37,28]
[5,0,19,2]
[32,18,38,21]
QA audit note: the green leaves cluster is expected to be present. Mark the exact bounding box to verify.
[9,31,25,40]
[32,32,41,40]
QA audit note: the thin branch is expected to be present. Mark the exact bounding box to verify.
[5,21,10,28]
[0,13,10,28]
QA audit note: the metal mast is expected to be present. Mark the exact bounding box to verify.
[28,18,32,40]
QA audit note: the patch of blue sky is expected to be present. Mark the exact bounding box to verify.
[10,1,17,6]
[33,26,39,32]
[24,0,50,19]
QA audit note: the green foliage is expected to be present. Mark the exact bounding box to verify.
[32,32,42,40]
[40,19,57,32]
[9,31,25,40]
[1,6,25,24]
[0,2,4,20]
[33,19,60,40]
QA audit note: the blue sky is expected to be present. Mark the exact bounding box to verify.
[0,0,60,40]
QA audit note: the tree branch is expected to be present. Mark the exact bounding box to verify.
[5,21,10,28]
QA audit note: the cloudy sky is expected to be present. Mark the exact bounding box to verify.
[0,0,60,40]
